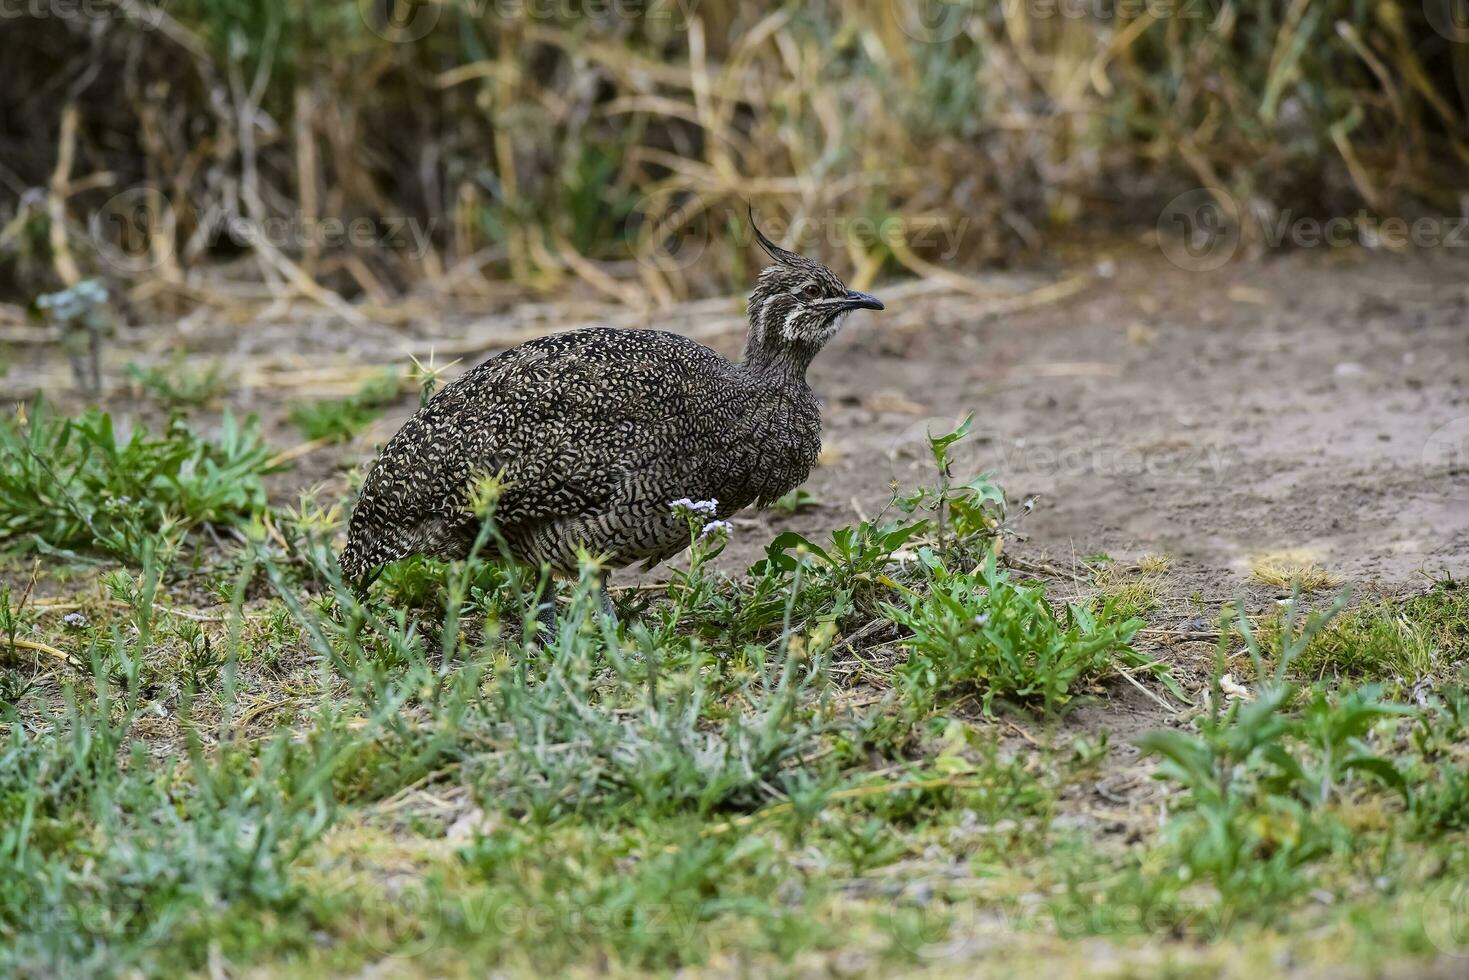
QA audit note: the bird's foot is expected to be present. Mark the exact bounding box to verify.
[527,578,618,647]
[598,573,619,627]
[533,596,559,645]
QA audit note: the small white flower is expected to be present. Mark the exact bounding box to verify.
[670,497,718,517]
[699,520,733,540]
[63,612,88,629]
[1218,673,1253,702]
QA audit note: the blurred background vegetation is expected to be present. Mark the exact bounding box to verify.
[1,0,1466,319]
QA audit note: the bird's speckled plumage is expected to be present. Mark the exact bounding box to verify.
[340,218,883,583]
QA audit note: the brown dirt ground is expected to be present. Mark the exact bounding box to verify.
[9,244,1466,594]
[5,245,1468,976]
[804,246,1469,594]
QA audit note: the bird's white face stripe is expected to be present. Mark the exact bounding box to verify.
[781,306,803,337]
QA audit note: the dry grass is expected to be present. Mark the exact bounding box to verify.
[1137,553,1173,575]
[1,2,1465,321]
[1249,550,1346,593]
[1093,560,1168,619]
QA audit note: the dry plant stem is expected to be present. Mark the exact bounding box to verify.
[46,103,82,289]
[8,638,71,664]
[225,31,366,326]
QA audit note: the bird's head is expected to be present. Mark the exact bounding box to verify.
[743,210,883,372]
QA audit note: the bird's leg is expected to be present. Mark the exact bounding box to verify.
[531,575,558,643]
[597,572,618,626]
[533,586,558,643]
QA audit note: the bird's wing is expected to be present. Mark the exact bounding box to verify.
[342,330,732,571]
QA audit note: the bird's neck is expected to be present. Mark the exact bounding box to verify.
[741,333,820,381]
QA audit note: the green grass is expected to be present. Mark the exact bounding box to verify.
[0,411,1466,977]
[1090,558,1167,620]
[885,550,1152,718]
[1138,664,1413,906]
[127,355,231,410]
[1285,578,1469,682]
[289,371,405,443]
[0,401,274,563]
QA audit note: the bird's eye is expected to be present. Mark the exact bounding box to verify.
[802,284,822,301]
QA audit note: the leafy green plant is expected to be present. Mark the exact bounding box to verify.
[288,370,404,442]
[757,519,925,583]
[0,401,273,562]
[771,487,818,515]
[893,414,1007,549]
[885,550,1149,717]
[1136,588,1414,906]
[1408,681,1469,834]
[127,355,230,409]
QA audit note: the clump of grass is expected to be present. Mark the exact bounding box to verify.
[1138,554,1173,575]
[126,355,231,409]
[289,371,404,443]
[1407,682,1469,835]
[1250,552,1344,593]
[886,551,1150,718]
[1092,562,1166,620]
[1135,588,1415,910]
[1285,578,1467,682]
[0,400,274,563]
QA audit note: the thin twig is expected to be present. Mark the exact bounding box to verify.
[8,638,72,664]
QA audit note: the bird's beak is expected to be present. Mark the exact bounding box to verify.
[841,290,884,312]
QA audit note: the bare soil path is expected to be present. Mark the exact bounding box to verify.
[8,246,1466,593]
[765,247,1469,593]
